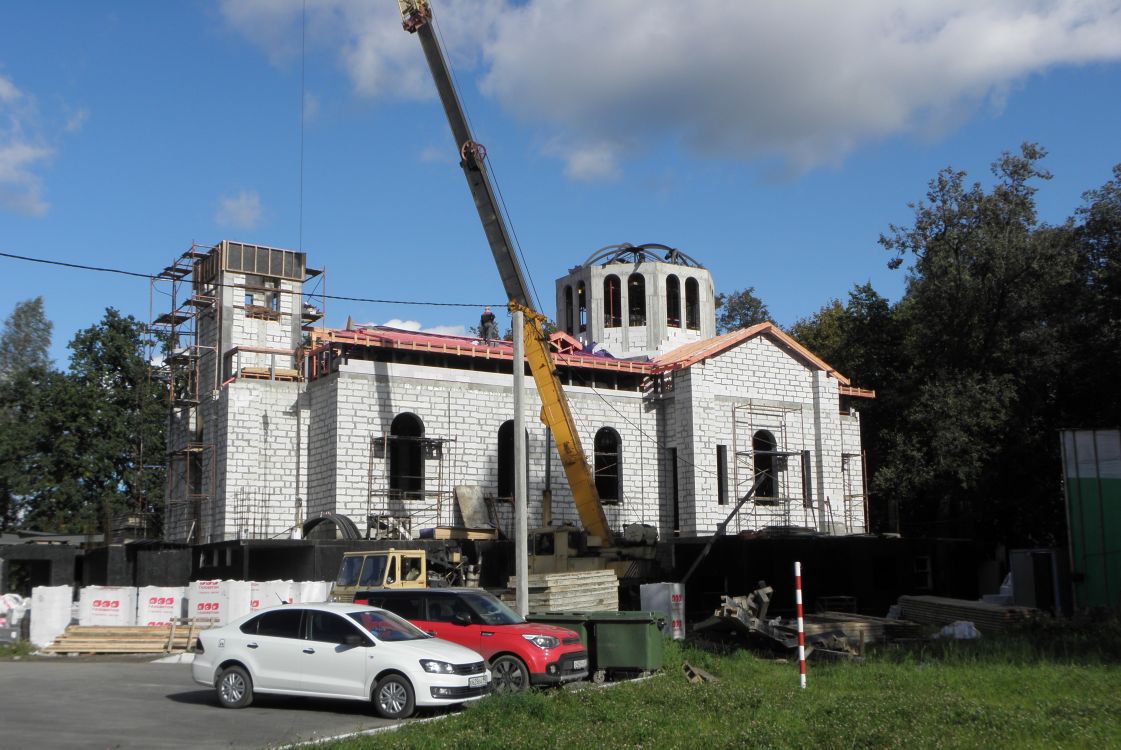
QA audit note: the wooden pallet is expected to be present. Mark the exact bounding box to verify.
[898,595,1039,635]
[43,620,207,655]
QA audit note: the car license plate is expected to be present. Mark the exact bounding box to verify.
[572,659,587,670]
[468,675,486,687]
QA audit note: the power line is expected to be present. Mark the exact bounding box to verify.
[0,250,500,309]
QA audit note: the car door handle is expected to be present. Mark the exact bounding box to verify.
[303,647,315,654]
[246,643,259,649]
[481,631,494,637]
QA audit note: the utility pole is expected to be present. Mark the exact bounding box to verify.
[513,310,529,616]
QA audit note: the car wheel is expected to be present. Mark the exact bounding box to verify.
[216,665,253,709]
[373,674,415,720]
[490,655,529,694]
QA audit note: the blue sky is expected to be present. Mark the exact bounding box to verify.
[2,1,1120,367]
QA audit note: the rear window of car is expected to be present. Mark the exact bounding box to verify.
[366,593,426,620]
[240,609,303,638]
[308,611,366,645]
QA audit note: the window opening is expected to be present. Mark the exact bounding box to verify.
[628,273,646,326]
[389,412,425,499]
[564,285,574,334]
[717,444,728,505]
[666,275,681,328]
[497,420,529,501]
[685,277,700,330]
[753,430,777,500]
[577,282,587,333]
[604,275,622,328]
[594,427,621,503]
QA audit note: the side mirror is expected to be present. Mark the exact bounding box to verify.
[345,633,368,647]
[453,612,471,626]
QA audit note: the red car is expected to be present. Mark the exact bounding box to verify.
[355,588,588,692]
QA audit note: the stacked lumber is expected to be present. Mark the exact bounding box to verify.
[898,595,1038,635]
[505,570,619,612]
[42,621,204,655]
[807,612,924,644]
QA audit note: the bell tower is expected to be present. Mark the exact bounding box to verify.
[554,243,716,358]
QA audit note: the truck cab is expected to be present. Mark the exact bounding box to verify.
[330,550,427,602]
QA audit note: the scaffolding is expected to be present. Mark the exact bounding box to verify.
[731,400,813,533]
[149,241,327,542]
[367,434,458,539]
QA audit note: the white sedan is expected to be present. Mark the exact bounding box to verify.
[191,602,491,719]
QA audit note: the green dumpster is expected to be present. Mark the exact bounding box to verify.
[527,610,665,681]
[585,611,665,681]
[525,612,591,648]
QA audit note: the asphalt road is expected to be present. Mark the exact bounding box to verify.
[0,656,427,749]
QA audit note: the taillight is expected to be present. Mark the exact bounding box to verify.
[355,598,368,605]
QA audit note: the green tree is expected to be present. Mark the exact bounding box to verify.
[0,297,52,379]
[877,144,1077,543]
[715,287,771,333]
[0,297,55,530]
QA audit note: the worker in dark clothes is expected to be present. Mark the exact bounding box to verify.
[480,306,499,342]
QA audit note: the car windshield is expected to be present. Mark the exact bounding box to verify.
[348,609,429,642]
[461,591,524,625]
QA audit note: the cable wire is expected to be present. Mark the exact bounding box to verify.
[0,251,500,308]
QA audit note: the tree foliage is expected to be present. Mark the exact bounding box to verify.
[0,307,165,534]
[715,287,771,333]
[787,144,1120,545]
[0,297,52,380]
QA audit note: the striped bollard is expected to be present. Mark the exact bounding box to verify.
[795,560,806,689]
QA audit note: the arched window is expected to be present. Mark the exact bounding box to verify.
[577,282,587,333]
[496,420,529,500]
[753,430,777,501]
[628,273,646,326]
[685,277,700,330]
[594,427,621,503]
[666,275,681,328]
[390,413,425,499]
[604,275,622,328]
[564,285,574,334]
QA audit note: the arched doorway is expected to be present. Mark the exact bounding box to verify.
[753,430,777,500]
[594,427,621,503]
[390,413,425,499]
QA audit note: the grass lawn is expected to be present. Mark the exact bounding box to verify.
[329,621,1121,750]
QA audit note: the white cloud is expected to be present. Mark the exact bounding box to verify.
[423,324,468,336]
[219,0,1121,177]
[0,74,52,217]
[367,319,468,336]
[419,144,450,163]
[379,318,422,331]
[215,189,263,230]
[64,107,89,134]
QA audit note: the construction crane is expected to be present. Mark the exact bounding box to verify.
[397,0,613,546]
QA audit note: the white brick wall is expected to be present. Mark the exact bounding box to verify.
[165,327,866,542]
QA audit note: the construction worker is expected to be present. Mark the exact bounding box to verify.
[480,306,499,342]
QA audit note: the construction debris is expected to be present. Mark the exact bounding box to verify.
[898,595,1041,635]
[682,661,719,683]
[505,570,619,612]
[693,581,923,660]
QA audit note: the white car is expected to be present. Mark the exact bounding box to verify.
[191,602,491,719]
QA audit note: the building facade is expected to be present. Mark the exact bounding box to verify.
[158,241,870,544]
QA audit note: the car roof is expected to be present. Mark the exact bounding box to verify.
[356,588,489,595]
[254,602,380,614]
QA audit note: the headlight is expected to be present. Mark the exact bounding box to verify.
[522,633,560,649]
[420,659,455,674]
